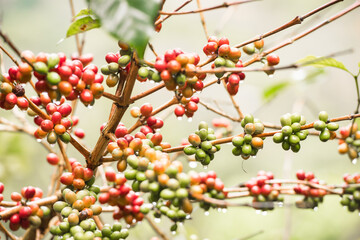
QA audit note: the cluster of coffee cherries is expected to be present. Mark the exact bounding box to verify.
[51,161,104,239]
[183,121,221,166]
[0,82,29,110]
[313,111,338,142]
[242,40,264,55]
[189,171,226,212]
[100,45,134,87]
[19,51,102,105]
[129,103,165,134]
[33,102,76,144]
[173,96,199,119]
[340,173,360,212]
[1,186,51,231]
[338,124,360,162]
[293,170,326,209]
[98,168,145,224]
[245,171,283,211]
[106,126,169,173]
[232,114,265,160]
[153,48,205,94]
[203,36,244,95]
[273,113,308,152]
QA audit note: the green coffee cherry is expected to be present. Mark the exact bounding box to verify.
[282,126,293,136]
[327,122,339,131]
[273,132,284,143]
[280,114,292,126]
[314,120,326,131]
[214,57,226,67]
[118,55,131,67]
[232,136,244,147]
[138,67,149,78]
[318,111,328,122]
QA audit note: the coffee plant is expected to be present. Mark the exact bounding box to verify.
[0,0,360,239]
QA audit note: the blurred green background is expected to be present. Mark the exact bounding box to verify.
[0,0,360,239]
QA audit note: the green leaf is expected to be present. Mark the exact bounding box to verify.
[297,56,349,73]
[88,0,162,58]
[66,16,100,37]
[262,81,291,101]
[74,9,95,18]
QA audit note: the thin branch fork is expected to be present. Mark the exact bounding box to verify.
[163,112,360,153]
[155,0,193,26]
[0,194,61,220]
[234,0,344,48]
[244,1,360,66]
[159,0,258,15]
[144,215,170,240]
[88,54,139,169]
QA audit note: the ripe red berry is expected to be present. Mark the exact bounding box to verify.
[174,105,185,117]
[46,153,60,165]
[80,89,94,105]
[60,172,74,185]
[40,120,54,132]
[260,184,272,196]
[74,128,85,139]
[305,172,315,181]
[24,186,36,199]
[228,74,240,86]
[140,103,153,117]
[105,169,116,182]
[266,53,280,66]
[218,37,229,46]
[105,52,119,63]
[296,170,306,180]
[19,206,32,219]
[10,214,21,224]
[115,126,128,138]
[0,183,4,194]
[154,59,167,72]
[164,50,176,62]
[250,185,261,195]
[58,103,72,117]
[218,44,230,57]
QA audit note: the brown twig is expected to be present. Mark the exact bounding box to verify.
[163,112,360,153]
[244,1,360,66]
[102,91,121,102]
[144,215,170,240]
[222,79,244,119]
[234,0,343,48]
[159,0,258,15]
[88,54,139,169]
[57,139,72,172]
[155,0,193,26]
[148,42,158,57]
[130,83,165,103]
[196,0,209,39]
[0,194,61,220]
[69,0,83,55]
[127,97,178,134]
[0,222,18,240]
[199,100,240,121]
[0,117,55,153]
[0,42,19,65]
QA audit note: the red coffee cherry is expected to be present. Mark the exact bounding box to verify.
[140,103,153,117]
[266,53,280,66]
[46,153,60,165]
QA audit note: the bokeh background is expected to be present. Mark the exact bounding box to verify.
[0,0,360,239]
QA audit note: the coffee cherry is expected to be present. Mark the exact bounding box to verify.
[254,39,264,49]
[266,54,280,66]
[243,45,255,55]
[47,153,60,165]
